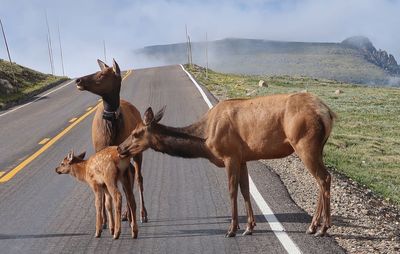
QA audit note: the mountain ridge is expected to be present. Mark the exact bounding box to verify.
[135,37,400,86]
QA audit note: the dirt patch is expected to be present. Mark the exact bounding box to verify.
[262,155,400,254]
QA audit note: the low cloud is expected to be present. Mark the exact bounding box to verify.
[1,0,399,77]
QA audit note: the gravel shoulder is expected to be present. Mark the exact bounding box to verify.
[262,155,400,254]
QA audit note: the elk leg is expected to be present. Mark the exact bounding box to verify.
[294,140,331,237]
[133,154,148,223]
[104,189,115,236]
[121,165,134,222]
[239,163,256,236]
[307,189,323,234]
[122,170,138,239]
[102,193,107,229]
[225,158,240,237]
[105,179,122,239]
[316,172,331,237]
[93,185,103,238]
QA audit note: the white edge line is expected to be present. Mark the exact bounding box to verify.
[179,65,214,109]
[0,79,75,117]
[180,64,302,254]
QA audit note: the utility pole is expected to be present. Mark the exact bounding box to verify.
[45,11,55,75]
[205,32,209,79]
[0,17,12,63]
[185,25,190,66]
[103,40,107,62]
[188,36,193,67]
[57,22,65,76]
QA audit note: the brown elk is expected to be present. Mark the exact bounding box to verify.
[75,59,148,223]
[118,92,336,237]
[55,147,138,239]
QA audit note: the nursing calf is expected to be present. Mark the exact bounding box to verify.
[55,147,138,239]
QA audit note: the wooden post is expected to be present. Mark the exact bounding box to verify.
[57,23,65,76]
[0,17,12,63]
[205,32,208,79]
[103,40,107,63]
[45,11,55,75]
[185,25,190,66]
[188,36,193,67]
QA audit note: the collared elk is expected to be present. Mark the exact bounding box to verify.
[75,59,148,223]
[55,147,138,239]
[118,92,336,237]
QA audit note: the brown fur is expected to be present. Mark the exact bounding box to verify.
[55,147,138,239]
[118,92,336,237]
[76,59,148,223]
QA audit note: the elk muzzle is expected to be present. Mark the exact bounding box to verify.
[55,167,62,174]
[117,144,130,158]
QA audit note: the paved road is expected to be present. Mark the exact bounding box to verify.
[0,65,344,253]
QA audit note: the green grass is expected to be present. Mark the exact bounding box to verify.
[187,64,400,205]
[0,59,67,108]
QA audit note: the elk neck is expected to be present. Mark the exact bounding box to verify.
[70,161,88,182]
[148,122,211,160]
[101,84,121,121]
[102,93,120,113]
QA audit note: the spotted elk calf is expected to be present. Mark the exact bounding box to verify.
[55,147,138,239]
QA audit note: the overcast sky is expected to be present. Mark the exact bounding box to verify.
[1,0,399,77]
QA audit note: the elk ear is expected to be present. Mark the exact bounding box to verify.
[67,150,74,163]
[112,59,121,77]
[143,107,154,126]
[153,105,166,124]
[97,59,108,71]
[77,151,86,160]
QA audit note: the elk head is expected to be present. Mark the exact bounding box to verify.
[55,150,86,174]
[75,59,121,96]
[117,107,165,158]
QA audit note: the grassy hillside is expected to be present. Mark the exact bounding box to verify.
[0,59,67,109]
[136,38,399,85]
[187,64,400,205]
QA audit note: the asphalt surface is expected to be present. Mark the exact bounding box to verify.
[0,65,344,253]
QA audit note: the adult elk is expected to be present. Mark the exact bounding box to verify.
[55,148,138,239]
[118,92,336,237]
[75,59,148,223]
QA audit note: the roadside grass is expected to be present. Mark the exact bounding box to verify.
[187,64,400,205]
[0,59,67,109]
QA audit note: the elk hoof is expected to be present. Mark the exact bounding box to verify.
[122,213,128,222]
[102,223,107,229]
[141,216,148,223]
[113,232,120,240]
[306,226,317,235]
[132,230,138,239]
[110,228,114,236]
[315,227,328,237]
[242,228,253,236]
[225,231,236,238]
[95,231,101,238]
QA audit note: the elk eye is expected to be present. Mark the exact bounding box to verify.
[133,131,143,138]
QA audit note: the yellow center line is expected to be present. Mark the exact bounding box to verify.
[0,70,132,183]
[86,107,93,111]
[69,117,78,123]
[38,138,51,145]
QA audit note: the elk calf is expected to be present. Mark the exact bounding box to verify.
[55,147,138,239]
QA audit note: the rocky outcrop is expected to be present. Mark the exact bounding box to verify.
[0,78,17,95]
[342,36,400,75]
